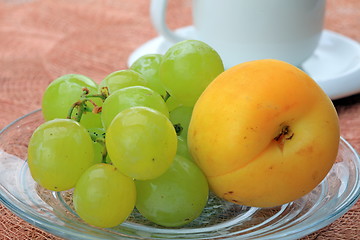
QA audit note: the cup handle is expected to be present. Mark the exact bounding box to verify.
[150,0,186,43]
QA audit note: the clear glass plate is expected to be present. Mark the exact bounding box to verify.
[0,109,359,240]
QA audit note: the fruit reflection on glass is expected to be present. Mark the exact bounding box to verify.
[188,59,340,208]
[26,39,339,229]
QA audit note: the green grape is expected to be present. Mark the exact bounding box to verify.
[170,106,193,139]
[87,128,111,164]
[176,136,193,160]
[42,74,102,129]
[165,95,183,112]
[130,54,167,97]
[106,107,177,180]
[101,86,169,129]
[27,119,95,191]
[99,69,148,94]
[135,155,209,227]
[160,40,224,107]
[73,163,136,228]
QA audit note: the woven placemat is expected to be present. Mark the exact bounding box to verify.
[0,0,359,239]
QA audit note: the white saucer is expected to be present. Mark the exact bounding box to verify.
[128,26,360,100]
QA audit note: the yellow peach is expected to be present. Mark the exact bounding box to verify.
[188,59,340,208]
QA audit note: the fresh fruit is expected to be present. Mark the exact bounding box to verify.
[130,54,167,97]
[135,155,209,227]
[169,106,193,139]
[30,38,342,229]
[28,119,95,191]
[188,59,340,208]
[176,136,192,160]
[106,107,177,180]
[87,128,110,164]
[42,74,102,129]
[165,95,183,112]
[101,86,169,129]
[99,69,148,94]
[160,40,224,106]
[73,163,136,228]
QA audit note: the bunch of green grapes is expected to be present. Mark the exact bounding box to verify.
[27,39,224,228]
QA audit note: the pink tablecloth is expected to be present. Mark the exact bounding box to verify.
[0,0,359,239]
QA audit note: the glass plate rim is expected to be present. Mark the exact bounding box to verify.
[1,108,360,240]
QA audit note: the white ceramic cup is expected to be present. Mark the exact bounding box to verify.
[151,0,326,68]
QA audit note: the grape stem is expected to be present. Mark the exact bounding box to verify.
[96,138,108,164]
[67,100,85,122]
[173,123,183,136]
[88,131,108,164]
[66,87,110,164]
[163,91,171,102]
[67,87,109,122]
